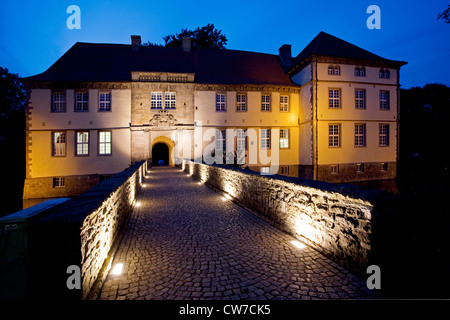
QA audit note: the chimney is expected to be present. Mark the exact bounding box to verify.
[181,36,192,53]
[278,44,292,68]
[131,35,141,51]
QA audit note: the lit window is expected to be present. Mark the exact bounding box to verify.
[261,94,271,111]
[99,92,111,111]
[280,95,289,112]
[381,162,388,171]
[328,124,340,147]
[355,124,366,147]
[53,177,65,188]
[99,131,112,155]
[280,129,289,149]
[216,93,226,111]
[379,124,389,146]
[151,92,162,109]
[329,89,341,108]
[328,65,340,75]
[52,92,66,112]
[260,167,270,174]
[355,89,366,109]
[380,90,390,110]
[261,129,271,149]
[75,91,88,112]
[76,131,89,156]
[165,92,176,109]
[215,129,226,152]
[52,132,66,156]
[236,94,247,111]
[236,129,246,152]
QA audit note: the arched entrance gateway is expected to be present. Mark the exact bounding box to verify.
[151,136,175,166]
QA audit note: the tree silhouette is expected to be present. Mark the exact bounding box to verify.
[437,5,450,23]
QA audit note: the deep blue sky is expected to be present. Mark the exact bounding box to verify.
[0,0,448,88]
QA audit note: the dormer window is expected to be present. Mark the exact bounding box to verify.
[328,65,340,75]
[354,66,366,77]
[379,69,390,79]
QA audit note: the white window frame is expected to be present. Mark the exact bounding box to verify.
[331,165,339,174]
[355,124,366,147]
[280,95,289,112]
[76,131,89,156]
[165,92,176,109]
[328,65,340,75]
[98,131,112,155]
[280,128,289,149]
[280,166,289,175]
[216,93,226,111]
[261,129,271,150]
[99,92,111,111]
[53,177,65,188]
[379,124,389,147]
[355,89,366,109]
[151,92,162,109]
[329,89,341,108]
[52,132,66,157]
[380,90,390,110]
[75,91,88,112]
[261,94,271,111]
[328,124,340,147]
[236,93,247,112]
[52,91,66,112]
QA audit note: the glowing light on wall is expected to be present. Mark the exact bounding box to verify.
[111,263,124,275]
[135,201,141,207]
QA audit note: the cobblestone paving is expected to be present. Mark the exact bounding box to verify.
[99,167,377,300]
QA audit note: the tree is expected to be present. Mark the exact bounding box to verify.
[437,5,450,23]
[0,67,27,216]
[163,24,227,49]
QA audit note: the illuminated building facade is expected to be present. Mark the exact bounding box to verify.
[23,32,406,199]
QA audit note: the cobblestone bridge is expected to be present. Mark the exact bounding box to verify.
[99,167,376,300]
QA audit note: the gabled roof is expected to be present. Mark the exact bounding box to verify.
[24,42,295,86]
[293,31,407,69]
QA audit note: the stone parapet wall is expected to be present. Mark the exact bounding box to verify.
[182,160,388,274]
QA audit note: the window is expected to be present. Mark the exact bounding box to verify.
[99,92,111,111]
[379,69,390,79]
[165,92,176,109]
[215,129,226,152]
[53,177,65,188]
[99,131,112,155]
[355,89,366,109]
[328,124,340,147]
[76,131,89,156]
[280,95,289,112]
[379,124,389,146]
[236,129,247,151]
[216,93,226,111]
[280,129,289,149]
[52,92,66,112]
[261,94,271,111]
[331,165,339,174]
[151,92,162,109]
[52,132,66,156]
[355,67,366,77]
[260,167,270,174]
[280,166,289,175]
[355,124,366,147]
[236,94,247,111]
[357,163,365,173]
[381,162,388,171]
[328,65,340,75]
[329,89,341,108]
[261,129,271,149]
[380,90,390,110]
[75,91,88,112]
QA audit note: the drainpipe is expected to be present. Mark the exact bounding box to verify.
[313,55,319,180]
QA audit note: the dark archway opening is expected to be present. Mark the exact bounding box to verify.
[152,143,169,166]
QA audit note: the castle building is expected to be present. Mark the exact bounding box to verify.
[22,32,406,200]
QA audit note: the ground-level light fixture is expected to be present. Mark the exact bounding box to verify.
[111,263,124,275]
[290,240,306,249]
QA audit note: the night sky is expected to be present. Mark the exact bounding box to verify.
[0,0,448,88]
